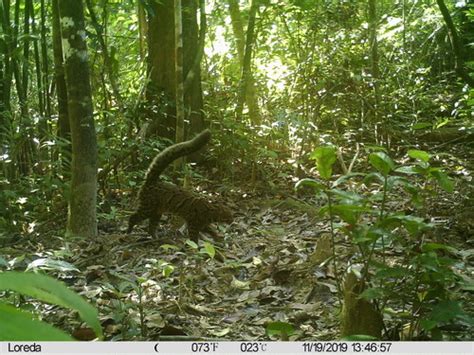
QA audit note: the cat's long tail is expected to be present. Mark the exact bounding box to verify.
[143,129,211,185]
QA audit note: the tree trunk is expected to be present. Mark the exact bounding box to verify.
[137,0,147,61]
[436,0,474,87]
[40,0,51,118]
[175,0,185,169]
[145,0,176,140]
[12,0,22,111]
[145,0,205,140]
[459,0,474,64]
[0,0,12,116]
[236,0,259,123]
[21,0,31,118]
[14,0,34,176]
[183,0,205,136]
[368,0,384,144]
[52,0,70,173]
[58,0,98,239]
[31,0,47,138]
[0,43,4,131]
[228,0,261,125]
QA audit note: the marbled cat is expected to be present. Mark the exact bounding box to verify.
[128,129,233,241]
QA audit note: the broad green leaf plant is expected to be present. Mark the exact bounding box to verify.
[0,272,102,341]
[297,146,470,339]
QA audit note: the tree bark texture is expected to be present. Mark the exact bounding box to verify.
[145,0,176,140]
[236,0,259,123]
[183,0,204,136]
[12,0,22,111]
[40,0,51,118]
[228,0,261,125]
[137,0,147,60]
[58,0,98,238]
[0,0,12,115]
[368,0,385,145]
[145,0,205,140]
[175,0,185,158]
[459,0,474,63]
[31,0,47,138]
[52,0,71,168]
[21,0,31,115]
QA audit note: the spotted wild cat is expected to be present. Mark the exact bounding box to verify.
[127,130,233,241]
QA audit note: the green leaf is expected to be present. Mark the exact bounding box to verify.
[375,266,406,279]
[422,243,457,253]
[435,117,450,129]
[386,176,403,191]
[0,272,102,339]
[160,244,180,251]
[352,226,379,244]
[262,149,278,159]
[310,146,337,180]
[420,319,438,331]
[364,172,384,185]
[395,178,418,196]
[331,205,369,225]
[430,301,464,323]
[395,165,421,175]
[429,169,454,193]
[295,178,325,192]
[265,321,295,337]
[384,214,432,234]
[186,240,199,249]
[333,172,366,186]
[359,287,384,300]
[408,149,431,162]
[416,252,441,271]
[201,242,216,259]
[411,122,432,130]
[162,264,174,278]
[369,152,395,176]
[0,303,72,341]
[331,189,365,204]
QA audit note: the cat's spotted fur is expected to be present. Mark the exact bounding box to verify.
[128,130,232,241]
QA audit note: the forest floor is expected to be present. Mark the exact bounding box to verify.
[5,143,474,341]
[63,178,474,341]
[67,185,346,341]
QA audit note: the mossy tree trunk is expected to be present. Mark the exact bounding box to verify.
[58,0,98,239]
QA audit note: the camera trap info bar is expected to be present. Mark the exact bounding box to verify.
[0,341,473,354]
